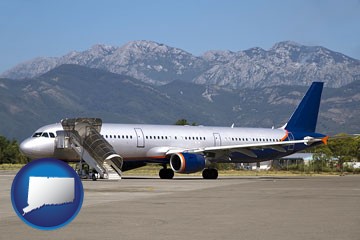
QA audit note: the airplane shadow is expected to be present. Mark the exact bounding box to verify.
[120,176,306,180]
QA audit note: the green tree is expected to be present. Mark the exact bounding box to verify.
[311,134,360,172]
[328,134,358,170]
[0,136,29,164]
[355,136,360,161]
[312,143,334,172]
[175,119,197,126]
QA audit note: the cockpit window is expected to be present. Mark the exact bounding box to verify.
[42,132,49,138]
[32,132,56,138]
[32,132,42,137]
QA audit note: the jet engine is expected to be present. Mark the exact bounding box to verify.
[170,153,206,174]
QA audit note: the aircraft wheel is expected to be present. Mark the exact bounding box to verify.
[202,169,210,179]
[202,168,218,179]
[159,168,174,179]
[91,173,97,181]
[210,168,218,179]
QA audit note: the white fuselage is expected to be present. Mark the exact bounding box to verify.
[20,122,288,162]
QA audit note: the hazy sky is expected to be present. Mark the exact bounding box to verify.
[1,0,359,73]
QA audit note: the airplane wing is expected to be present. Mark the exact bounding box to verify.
[166,137,326,158]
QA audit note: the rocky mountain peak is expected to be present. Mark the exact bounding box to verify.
[270,41,356,65]
[271,41,302,50]
[89,44,117,55]
[201,50,236,63]
[122,40,168,52]
[1,40,359,89]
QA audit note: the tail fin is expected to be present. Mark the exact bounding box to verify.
[284,82,324,133]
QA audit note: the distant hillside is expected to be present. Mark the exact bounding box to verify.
[1,41,359,89]
[0,64,359,140]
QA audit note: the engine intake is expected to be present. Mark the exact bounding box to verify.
[170,153,206,174]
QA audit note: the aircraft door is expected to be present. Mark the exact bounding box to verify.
[134,128,145,148]
[213,133,221,146]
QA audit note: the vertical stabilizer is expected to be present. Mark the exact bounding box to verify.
[284,82,324,133]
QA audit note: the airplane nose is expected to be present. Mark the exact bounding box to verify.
[19,138,34,156]
[19,137,55,159]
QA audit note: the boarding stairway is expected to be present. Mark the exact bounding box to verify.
[55,118,123,180]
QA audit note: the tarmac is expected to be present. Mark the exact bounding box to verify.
[0,171,359,240]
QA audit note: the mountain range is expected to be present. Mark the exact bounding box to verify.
[1,41,359,89]
[1,63,359,141]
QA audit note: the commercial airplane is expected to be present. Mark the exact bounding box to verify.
[20,82,328,179]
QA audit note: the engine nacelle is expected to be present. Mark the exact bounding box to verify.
[170,153,206,174]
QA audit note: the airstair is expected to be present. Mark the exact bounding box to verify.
[55,118,123,180]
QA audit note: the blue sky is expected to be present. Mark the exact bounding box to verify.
[1,0,359,73]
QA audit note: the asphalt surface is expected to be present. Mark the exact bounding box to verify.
[1,172,359,240]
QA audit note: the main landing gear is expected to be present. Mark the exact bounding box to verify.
[159,168,174,179]
[158,166,218,180]
[202,168,218,179]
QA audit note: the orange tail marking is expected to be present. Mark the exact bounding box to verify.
[281,131,289,141]
[322,136,329,145]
